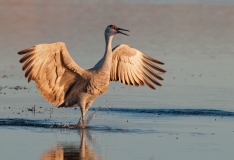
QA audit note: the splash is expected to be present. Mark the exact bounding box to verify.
[85,106,101,126]
[75,106,101,128]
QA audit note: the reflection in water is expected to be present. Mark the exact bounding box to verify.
[40,129,100,160]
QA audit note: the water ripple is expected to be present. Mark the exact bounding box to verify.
[0,118,156,134]
[1,108,233,129]
[94,108,234,117]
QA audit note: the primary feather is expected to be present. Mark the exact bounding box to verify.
[18,42,87,106]
[110,44,166,89]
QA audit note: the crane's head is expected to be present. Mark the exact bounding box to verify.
[105,25,129,37]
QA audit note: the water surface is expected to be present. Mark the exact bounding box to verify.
[0,0,234,160]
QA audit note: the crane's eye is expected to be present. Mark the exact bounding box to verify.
[109,25,116,29]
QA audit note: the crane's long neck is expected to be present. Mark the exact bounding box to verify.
[99,34,113,73]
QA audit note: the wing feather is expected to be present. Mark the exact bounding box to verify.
[20,52,35,63]
[124,63,130,85]
[110,44,166,90]
[131,66,144,86]
[128,67,137,86]
[142,69,162,86]
[142,77,156,90]
[142,58,166,73]
[142,54,165,64]
[18,42,86,106]
[142,65,164,80]
[22,56,35,71]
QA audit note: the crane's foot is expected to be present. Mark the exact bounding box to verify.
[77,117,87,128]
[77,106,101,128]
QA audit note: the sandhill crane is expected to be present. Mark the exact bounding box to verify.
[18,25,166,128]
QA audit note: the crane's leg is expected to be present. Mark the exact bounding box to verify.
[83,102,93,124]
[77,116,84,127]
[77,101,93,128]
[77,101,86,128]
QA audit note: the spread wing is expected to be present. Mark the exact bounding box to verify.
[18,42,87,106]
[110,44,166,89]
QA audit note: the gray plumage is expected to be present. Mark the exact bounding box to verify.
[18,25,166,127]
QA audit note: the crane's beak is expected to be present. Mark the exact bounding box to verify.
[116,28,130,36]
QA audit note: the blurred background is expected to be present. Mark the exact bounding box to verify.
[0,0,233,110]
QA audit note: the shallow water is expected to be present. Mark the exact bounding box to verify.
[1,104,234,160]
[1,115,234,160]
[0,0,234,160]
